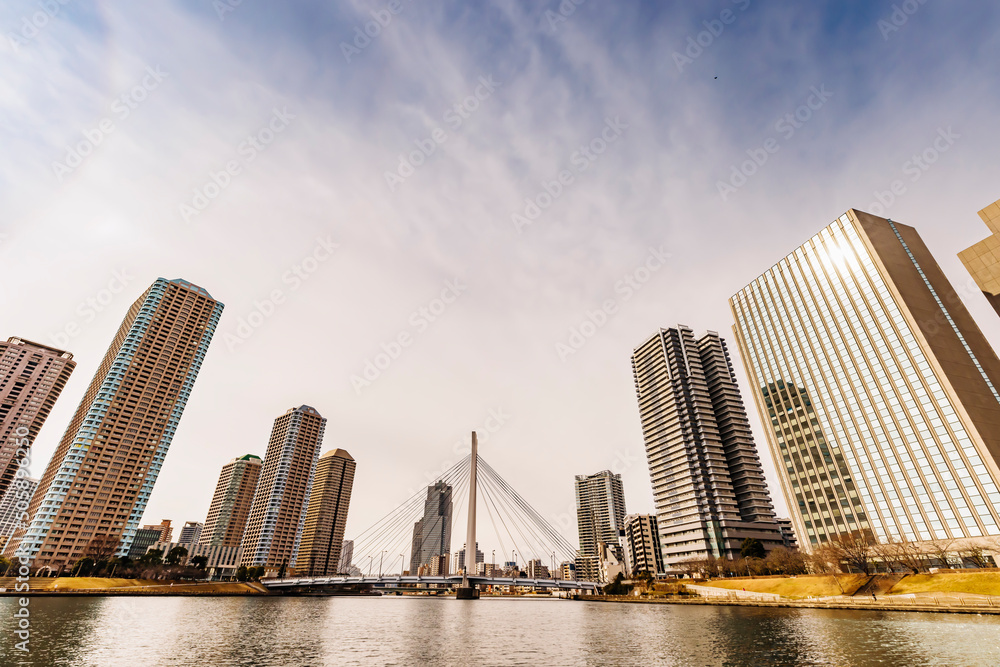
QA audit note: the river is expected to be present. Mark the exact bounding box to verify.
[3,596,1000,665]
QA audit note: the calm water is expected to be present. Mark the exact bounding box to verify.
[3,596,1000,666]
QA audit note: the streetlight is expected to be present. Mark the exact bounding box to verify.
[399,554,405,576]
[379,550,386,577]
[492,550,495,575]
[368,555,374,577]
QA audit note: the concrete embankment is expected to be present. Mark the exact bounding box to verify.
[583,594,1000,615]
[0,577,271,596]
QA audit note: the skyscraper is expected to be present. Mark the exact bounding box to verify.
[295,449,356,576]
[631,326,782,570]
[177,521,203,545]
[9,278,222,567]
[241,405,326,572]
[574,470,626,581]
[0,337,76,497]
[408,481,453,574]
[338,539,354,574]
[0,477,38,552]
[731,208,1000,551]
[959,197,1000,317]
[200,454,262,548]
[623,514,664,577]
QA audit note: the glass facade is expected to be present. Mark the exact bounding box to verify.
[731,211,1000,548]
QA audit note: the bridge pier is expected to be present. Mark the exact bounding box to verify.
[456,585,479,600]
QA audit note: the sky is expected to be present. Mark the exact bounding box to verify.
[2,0,1000,560]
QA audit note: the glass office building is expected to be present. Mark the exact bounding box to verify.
[731,209,1000,550]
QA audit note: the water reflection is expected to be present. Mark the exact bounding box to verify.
[3,596,1000,666]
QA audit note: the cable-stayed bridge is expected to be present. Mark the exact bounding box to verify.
[262,433,598,596]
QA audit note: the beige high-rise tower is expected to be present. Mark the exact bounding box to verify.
[200,454,262,548]
[959,197,1000,316]
[732,209,1000,553]
[295,449,356,576]
[9,279,222,567]
[0,337,76,497]
[240,405,326,573]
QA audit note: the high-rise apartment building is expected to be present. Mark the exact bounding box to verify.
[731,209,1000,551]
[200,454,262,548]
[454,541,483,574]
[959,197,1000,317]
[409,481,453,574]
[574,470,626,581]
[631,326,782,570]
[623,514,664,577]
[177,521,203,545]
[142,519,173,544]
[9,278,222,567]
[0,337,76,497]
[241,405,326,572]
[295,449,356,576]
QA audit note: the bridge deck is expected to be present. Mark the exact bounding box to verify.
[261,575,599,591]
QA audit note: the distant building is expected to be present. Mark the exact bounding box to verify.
[598,542,625,584]
[454,542,484,575]
[624,514,664,577]
[558,561,576,581]
[0,337,76,499]
[128,528,163,559]
[631,325,783,570]
[959,197,1000,317]
[526,559,550,579]
[178,521,203,546]
[296,449,356,576]
[241,405,326,573]
[409,481,453,575]
[574,470,626,582]
[149,541,242,579]
[7,278,222,568]
[428,553,449,577]
[338,540,354,574]
[142,520,173,544]
[776,518,799,551]
[201,454,262,548]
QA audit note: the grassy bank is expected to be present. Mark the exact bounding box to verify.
[889,572,1000,596]
[0,576,265,595]
[699,574,867,599]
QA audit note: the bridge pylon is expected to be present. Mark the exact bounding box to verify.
[456,431,480,600]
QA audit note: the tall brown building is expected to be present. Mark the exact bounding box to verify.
[200,454,262,548]
[959,197,1000,316]
[295,449,356,576]
[732,209,1000,551]
[240,405,326,573]
[142,519,173,543]
[0,337,76,497]
[8,278,222,568]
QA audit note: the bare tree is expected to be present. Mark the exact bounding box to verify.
[85,533,121,564]
[807,544,841,574]
[928,539,954,569]
[828,531,877,575]
[961,545,994,569]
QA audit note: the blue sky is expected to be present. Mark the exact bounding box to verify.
[3,0,1000,553]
